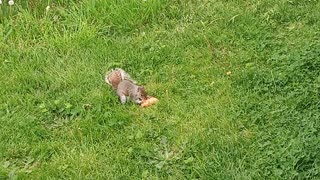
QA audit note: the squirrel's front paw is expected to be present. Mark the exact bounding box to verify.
[120,95,127,104]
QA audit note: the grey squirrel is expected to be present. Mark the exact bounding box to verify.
[105,68,148,104]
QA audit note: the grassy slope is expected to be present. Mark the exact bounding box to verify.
[0,0,319,179]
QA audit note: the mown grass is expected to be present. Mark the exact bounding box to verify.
[0,0,319,179]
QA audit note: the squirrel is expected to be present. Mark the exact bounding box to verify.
[105,68,148,104]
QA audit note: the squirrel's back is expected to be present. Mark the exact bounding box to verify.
[117,79,148,104]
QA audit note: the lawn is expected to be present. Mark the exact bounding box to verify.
[0,0,319,179]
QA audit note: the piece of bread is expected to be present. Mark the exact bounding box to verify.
[141,96,159,107]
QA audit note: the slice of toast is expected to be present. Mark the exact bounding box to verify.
[141,96,159,108]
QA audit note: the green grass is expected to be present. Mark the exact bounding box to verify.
[1,0,319,179]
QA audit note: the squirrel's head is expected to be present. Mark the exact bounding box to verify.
[134,86,148,104]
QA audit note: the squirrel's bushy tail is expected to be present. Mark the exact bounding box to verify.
[105,68,136,89]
